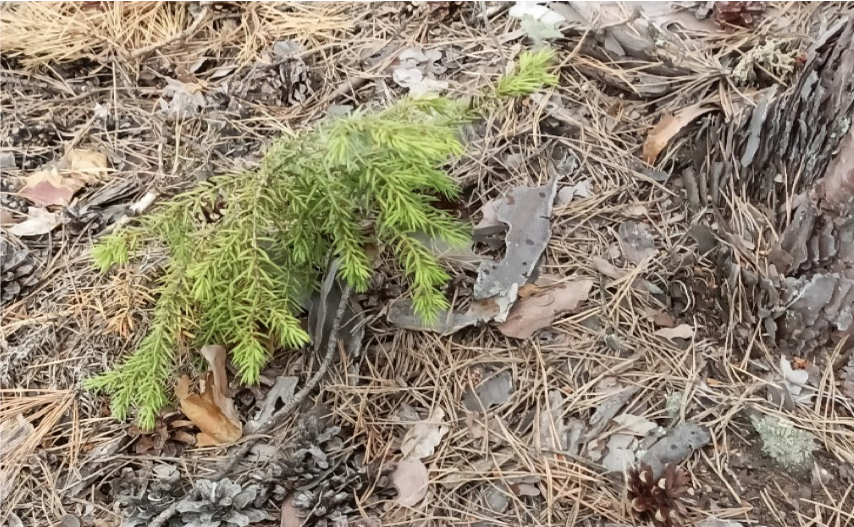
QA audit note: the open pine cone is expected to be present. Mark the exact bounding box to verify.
[713,1,766,28]
[1,238,40,304]
[627,462,693,527]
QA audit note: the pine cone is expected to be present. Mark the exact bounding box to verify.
[251,410,392,525]
[414,1,464,22]
[175,478,270,527]
[713,2,766,28]
[61,205,105,234]
[1,178,28,215]
[1,238,40,304]
[114,465,183,527]
[627,462,692,527]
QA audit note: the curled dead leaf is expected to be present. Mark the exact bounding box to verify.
[400,407,448,460]
[390,459,429,507]
[176,345,242,445]
[498,279,593,339]
[7,207,60,237]
[642,104,714,164]
[66,149,108,184]
[18,149,108,206]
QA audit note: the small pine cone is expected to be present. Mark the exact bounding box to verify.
[627,462,692,527]
[408,1,464,22]
[713,1,766,28]
[1,178,28,215]
[1,238,40,304]
[61,205,105,234]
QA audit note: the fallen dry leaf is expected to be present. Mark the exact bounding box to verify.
[498,279,593,339]
[400,407,448,460]
[601,433,637,472]
[390,459,429,507]
[176,344,242,445]
[66,149,108,184]
[463,370,513,411]
[642,104,714,163]
[591,256,663,295]
[612,414,658,436]
[8,207,60,237]
[654,324,695,340]
[618,221,656,265]
[18,149,108,206]
[18,167,78,207]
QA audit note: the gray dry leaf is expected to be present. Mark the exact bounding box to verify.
[247,376,298,433]
[654,324,694,340]
[0,414,34,501]
[601,433,637,472]
[390,459,429,507]
[640,423,710,478]
[842,353,854,400]
[160,78,207,118]
[586,385,640,440]
[400,407,448,460]
[498,279,594,339]
[413,231,489,271]
[8,207,59,237]
[768,356,812,409]
[556,179,592,205]
[466,413,508,440]
[463,370,513,411]
[387,297,499,335]
[612,414,657,436]
[591,256,663,295]
[509,2,566,26]
[540,390,585,457]
[618,221,656,264]
[474,176,560,322]
[519,15,564,42]
[392,47,448,96]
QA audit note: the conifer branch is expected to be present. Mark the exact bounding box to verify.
[87,50,557,427]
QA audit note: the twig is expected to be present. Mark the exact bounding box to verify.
[148,285,353,527]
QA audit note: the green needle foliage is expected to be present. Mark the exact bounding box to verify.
[86,49,557,429]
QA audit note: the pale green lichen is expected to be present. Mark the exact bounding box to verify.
[732,39,798,85]
[750,414,817,470]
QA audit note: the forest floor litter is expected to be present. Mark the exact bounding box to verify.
[2,2,854,527]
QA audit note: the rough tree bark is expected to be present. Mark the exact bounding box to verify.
[689,19,854,355]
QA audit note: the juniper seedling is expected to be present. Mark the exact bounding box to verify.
[86,50,558,429]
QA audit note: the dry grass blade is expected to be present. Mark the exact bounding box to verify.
[0,389,75,521]
[0,2,351,68]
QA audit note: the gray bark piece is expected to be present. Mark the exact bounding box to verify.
[388,297,498,335]
[584,385,640,441]
[618,221,656,265]
[463,371,513,411]
[474,176,559,322]
[640,423,710,478]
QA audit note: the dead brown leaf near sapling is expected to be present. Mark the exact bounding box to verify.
[498,279,593,338]
[18,149,109,206]
[176,344,243,446]
[642,104,715,163]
